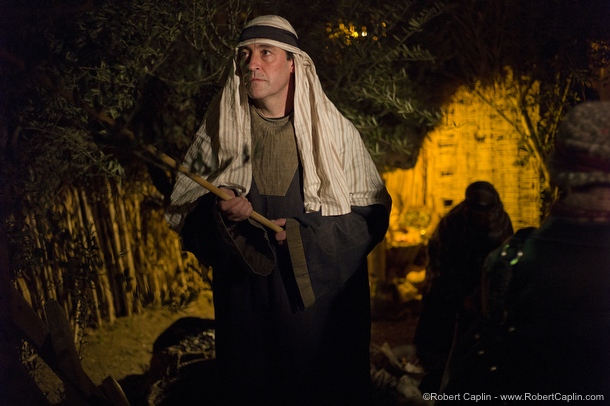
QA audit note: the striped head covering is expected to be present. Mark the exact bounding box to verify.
[166,15,391,232]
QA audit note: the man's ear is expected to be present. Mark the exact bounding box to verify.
[290,59,295,73]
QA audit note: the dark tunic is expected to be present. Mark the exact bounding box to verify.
[181,108,389,406]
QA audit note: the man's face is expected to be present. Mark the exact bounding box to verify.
[237,43,294,106]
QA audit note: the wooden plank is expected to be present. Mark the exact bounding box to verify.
[8,285,49,348]
[7,289,128,405]
[101,376,131,406]
[44,299,110,405]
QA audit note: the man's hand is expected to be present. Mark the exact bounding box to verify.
[218,188,253,222]
[272,218,287,245]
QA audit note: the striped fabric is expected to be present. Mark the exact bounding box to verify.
[165,16,391,233]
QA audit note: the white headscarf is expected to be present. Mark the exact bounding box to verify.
[166,15,390,232]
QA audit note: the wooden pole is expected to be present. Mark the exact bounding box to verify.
[143,145,283,232]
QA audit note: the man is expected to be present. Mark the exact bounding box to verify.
[166,15,391,406]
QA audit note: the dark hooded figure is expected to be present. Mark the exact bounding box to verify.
[414,181,514,393]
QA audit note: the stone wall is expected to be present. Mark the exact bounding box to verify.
[384,78,541,249]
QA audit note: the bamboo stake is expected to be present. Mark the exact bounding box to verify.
[72,189,89,342]
[139,196,163,305]
[78,186,116,324]
[87,279,103,328]
[160,259,171,297]
[115,183,140,314]
[99,217,122,320]
[62,189,76,317]
[105,182,133,316]
[25,212,48,315]
[78,190,104,328]
[132,195,154,305]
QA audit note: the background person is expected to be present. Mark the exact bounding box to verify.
[414,181,513,393]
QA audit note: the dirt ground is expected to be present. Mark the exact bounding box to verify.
[32,290,426,405]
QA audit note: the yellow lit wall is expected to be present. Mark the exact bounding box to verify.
[384,76,541,249]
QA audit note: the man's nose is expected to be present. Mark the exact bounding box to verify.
[246,54,261,70]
